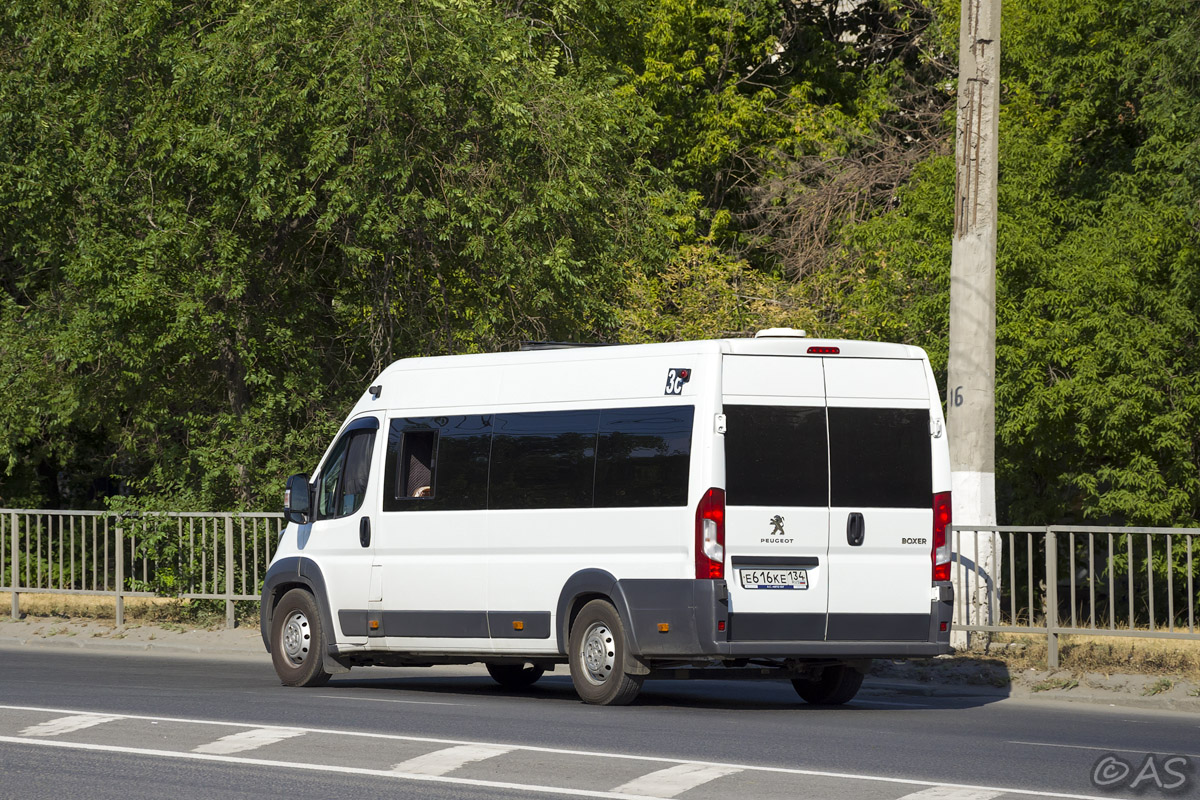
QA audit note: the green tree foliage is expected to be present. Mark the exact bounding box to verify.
[619,0,952,338]
[1,0,1198,529]
[619,243,819,341]
[0,0,670,508]
[812,0,1200,525]
[632,0,938,243]
[993,0,1200,525]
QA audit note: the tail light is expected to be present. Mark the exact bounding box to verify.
[932,491,951,582]
[695,488,725,579]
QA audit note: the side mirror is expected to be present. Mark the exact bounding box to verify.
[284,474,311,525]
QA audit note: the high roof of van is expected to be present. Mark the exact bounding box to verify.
[335,331,934,428]
[374,334,927,380]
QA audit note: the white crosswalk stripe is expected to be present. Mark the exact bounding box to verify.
[392,743,514,776]
[611,762,742,798]
[192,727,305,755]
[0,705,1125,800]
[897,788,1006,800]
[19,714,119,738]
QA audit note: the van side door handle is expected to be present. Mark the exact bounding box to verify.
[359,517,371,548]
[846,513,865,547]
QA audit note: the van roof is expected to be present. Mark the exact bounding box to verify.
[375,336,927,380]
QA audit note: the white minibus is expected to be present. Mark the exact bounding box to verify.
[261,329,953,705]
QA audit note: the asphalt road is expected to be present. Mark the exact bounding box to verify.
[0,646,1197,799]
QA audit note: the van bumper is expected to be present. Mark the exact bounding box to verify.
[618,579,953,662]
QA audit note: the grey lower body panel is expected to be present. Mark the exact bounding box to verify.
[729,612,825,641]
[322,578,953,665]
[719,640,949,657]
[826,613,931,641]
[338,609,551,639]
[619,579,954,661]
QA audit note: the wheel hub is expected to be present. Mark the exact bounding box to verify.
[281,610,310,666]
[580,622,615,685]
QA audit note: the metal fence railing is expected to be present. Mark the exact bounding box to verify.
[5,510,1199,658]
[1,509,283,629]
[953,525,1200,666]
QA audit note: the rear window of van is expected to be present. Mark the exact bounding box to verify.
[724,405,827,506]
[827,407,931,508]
[724,405,930,508]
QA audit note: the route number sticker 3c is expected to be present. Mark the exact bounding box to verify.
[665,368,692,395]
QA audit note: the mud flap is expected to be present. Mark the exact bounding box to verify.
[623,652,651,675]
[323,650,352,675]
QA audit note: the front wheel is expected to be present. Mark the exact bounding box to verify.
[568,600,643,706]
[270,588,333,687]
[486,663,545,688]
[791,663,865,705]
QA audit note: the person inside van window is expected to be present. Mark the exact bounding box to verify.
[405,432,434,499]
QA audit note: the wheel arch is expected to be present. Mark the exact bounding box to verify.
[259,556,337,656]
[554,569,643,658]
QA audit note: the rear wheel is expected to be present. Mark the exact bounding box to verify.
[486,663,545,688]
[568,600,643,706]
[791,663,865,705]
[271,588,332,687]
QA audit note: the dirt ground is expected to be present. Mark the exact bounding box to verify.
[0,612,264,657]
[871,651,1200,710]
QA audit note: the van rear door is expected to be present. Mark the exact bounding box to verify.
[721,355,829,641]
[823,358,933,641]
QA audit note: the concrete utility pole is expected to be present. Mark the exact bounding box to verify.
[948,0,1001,646]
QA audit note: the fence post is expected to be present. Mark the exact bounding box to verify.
[1045,527,1059,668]
[225,516,235,630]
[115,526,125,628]
[9,512,18,619]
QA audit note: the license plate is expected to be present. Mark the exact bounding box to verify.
[739,568,808,590]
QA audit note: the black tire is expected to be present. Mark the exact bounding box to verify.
[270,588,333,687]
[486,663,546,688]
[791,663,865,705]
[568,600,644,706]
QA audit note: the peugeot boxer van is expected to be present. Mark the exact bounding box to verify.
[261,329,953,705]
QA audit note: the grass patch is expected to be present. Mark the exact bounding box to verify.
[966,632,1200,680]
[1031,676,1079,692]
[7,592,259,629]
[1142,677,1173,696]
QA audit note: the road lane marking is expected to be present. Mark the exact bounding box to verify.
[0,705,1131,800]
[612,763,741,798]
[314,694,467,707]
[19,714,119,738]
[0,736,661,800]
[897,788,1005,800]
[193,727,305,755]
[0,733,1130,800]
[1010,741,1200,759]
[392,743,514,776]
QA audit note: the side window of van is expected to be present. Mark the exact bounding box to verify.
[724,405,828,506]
[595,406,694,507]
[382,407,694,512]
[384,416,491,512]
[489,410,600,510]
[827,407,930,508]
[315,428,376,520]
